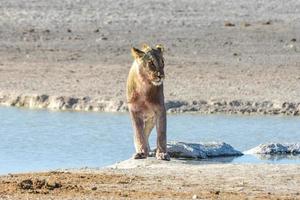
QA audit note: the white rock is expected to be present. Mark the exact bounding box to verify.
[244,143,300,154]
[167,141,243,159]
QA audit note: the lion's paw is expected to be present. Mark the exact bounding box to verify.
[156,152,170,161]
[133,152,147,159]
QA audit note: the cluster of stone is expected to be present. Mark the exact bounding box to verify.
[1,94,300,115]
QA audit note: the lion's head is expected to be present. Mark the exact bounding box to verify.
[131,44,165,86]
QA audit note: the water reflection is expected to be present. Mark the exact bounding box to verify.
[251,153,300,161]
[180,156,238,164]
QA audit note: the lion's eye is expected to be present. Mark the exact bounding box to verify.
[147,61,155,69]
[148,60,153,65]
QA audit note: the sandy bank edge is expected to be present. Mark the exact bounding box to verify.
[1,93,300,115]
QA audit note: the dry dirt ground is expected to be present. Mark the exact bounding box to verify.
[0,0,300,103]
[1,159,300,200]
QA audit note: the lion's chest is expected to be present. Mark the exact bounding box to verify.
[129,91,159,114]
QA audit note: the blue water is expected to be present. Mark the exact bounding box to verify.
[1,106,300,174]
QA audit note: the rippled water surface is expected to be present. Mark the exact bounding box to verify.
[1,106,300,174]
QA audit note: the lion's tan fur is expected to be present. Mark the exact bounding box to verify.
[126,44,170,161]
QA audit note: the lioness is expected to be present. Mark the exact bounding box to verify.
[126,44,170,161]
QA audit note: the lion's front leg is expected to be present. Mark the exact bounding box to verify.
[155,108,170,161]
[129,109,148,159]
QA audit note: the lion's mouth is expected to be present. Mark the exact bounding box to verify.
[151,79,163,86]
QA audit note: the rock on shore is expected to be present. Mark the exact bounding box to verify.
[1,93,300,115]
[167,141,243,158]
[245,143,300,154]
[0,93,128,112]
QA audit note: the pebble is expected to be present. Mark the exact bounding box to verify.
[19,179,33,190]
[224,22,235,27]
[46,180,62,190]
[243,22,251,27]
[262,20,272,25]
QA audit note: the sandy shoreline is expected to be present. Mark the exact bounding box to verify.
[1,93,300,115]
[1,0,300,115]
[1,159,300,199]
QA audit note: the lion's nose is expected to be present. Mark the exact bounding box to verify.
[157,72,164,79]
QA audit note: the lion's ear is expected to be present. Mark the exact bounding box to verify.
[156,44,164,53]
[142,43,151,52]
[131,47,145,59]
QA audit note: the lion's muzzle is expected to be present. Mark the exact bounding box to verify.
[152,78,164,86]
